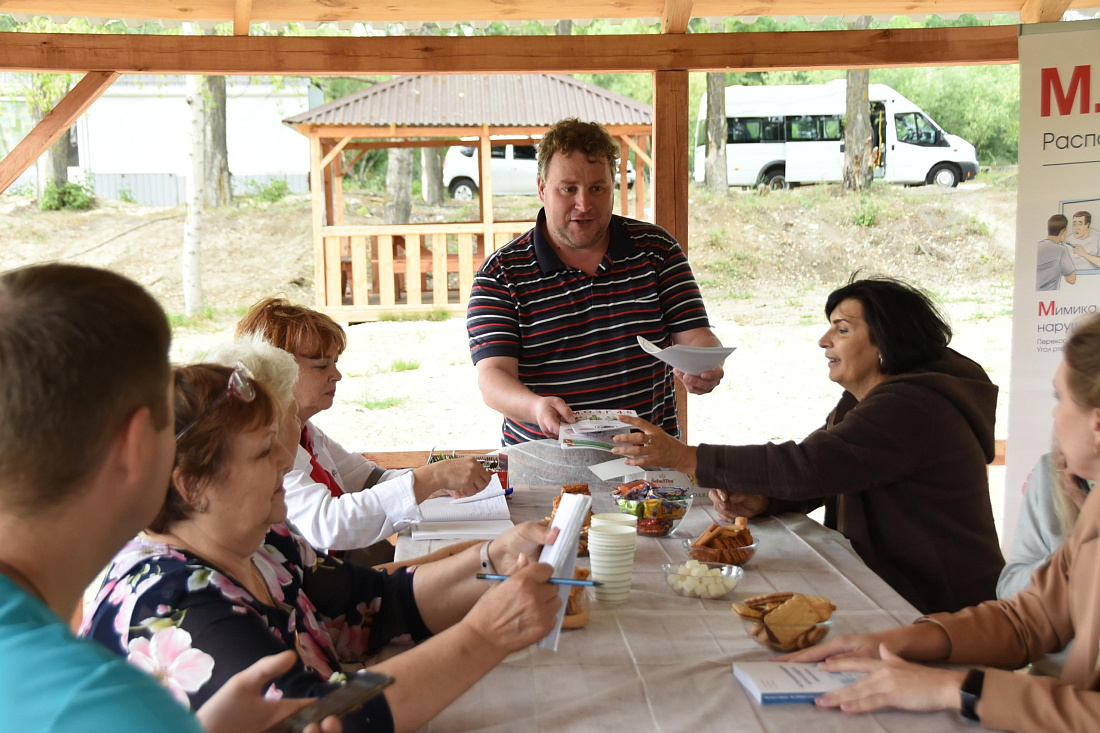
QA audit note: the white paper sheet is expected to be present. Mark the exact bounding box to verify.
[450,475,505,504]
[589,457,645,481]
[637,336,735,375]
[536,492,591,651]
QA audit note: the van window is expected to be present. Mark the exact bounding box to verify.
[491,146,506,158]
[895,113,939,146]
[786,115,843,142]
[513,145,537,160]
[727,116,784,144]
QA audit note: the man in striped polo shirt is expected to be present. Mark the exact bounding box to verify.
[467,118,725,446]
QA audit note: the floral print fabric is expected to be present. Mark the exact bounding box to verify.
[81,524,428,731]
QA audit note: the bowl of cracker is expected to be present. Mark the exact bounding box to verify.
[732,592,836,652]
[683,517,757,565]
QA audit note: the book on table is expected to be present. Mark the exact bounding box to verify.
[410,475,514,540]
[733,661,864,705]
[535,491,592,652]
[559,409,638,451]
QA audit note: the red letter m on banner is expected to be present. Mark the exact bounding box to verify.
[1041,66,1091,117]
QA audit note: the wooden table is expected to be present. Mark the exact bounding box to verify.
[394,440,973,732]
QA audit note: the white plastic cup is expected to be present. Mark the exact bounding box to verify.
[591,513,638,529]
[588,524,637,603]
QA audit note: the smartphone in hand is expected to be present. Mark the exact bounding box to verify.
[263,672,394,733]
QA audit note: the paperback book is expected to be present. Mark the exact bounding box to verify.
[733,662,864,705]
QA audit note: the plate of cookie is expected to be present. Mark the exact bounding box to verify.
[732,592,836,652]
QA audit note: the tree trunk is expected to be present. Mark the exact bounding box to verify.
[30,75,71,204]
[384,147,413,224]
[556,20,573,35]
[704,72,727,193]
[183,75,205,315]
[421,148,443,205]
[843,17,874,193]
[203,75,232,207]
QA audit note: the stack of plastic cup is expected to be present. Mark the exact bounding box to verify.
[587,523,638,603]
[590,513,638,530]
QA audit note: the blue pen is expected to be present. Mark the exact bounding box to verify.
[504,487,513,496]
[476,573,602,587]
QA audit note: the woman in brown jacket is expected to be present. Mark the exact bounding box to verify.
[781,311,1100,732]
[614,276,1003,614]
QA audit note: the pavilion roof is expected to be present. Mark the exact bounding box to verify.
[284,74,652,129]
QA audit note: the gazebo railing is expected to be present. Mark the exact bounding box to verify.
[317,221,535,321]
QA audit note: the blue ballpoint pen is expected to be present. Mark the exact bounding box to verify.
[476,573,602,587]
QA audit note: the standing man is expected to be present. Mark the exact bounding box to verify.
[0,264,335,733]
[467,118,724,445]
[1036,214,1076,291]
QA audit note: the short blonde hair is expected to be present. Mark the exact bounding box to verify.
[202,334,299,412]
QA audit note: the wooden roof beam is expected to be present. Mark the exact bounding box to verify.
[1020,0,1072,23]
[0,26,1019,76]
[662,0,694,34]
[234,0,253,35]
[0,70,119,194]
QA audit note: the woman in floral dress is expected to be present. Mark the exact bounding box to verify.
[82,363,560,733]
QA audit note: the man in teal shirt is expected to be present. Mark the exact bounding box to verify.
[0,264,336,733]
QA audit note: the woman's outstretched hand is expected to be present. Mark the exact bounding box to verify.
[611,416,696,475]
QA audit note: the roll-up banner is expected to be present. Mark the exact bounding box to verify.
[1008,20,1100,550]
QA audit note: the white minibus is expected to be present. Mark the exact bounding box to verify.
[693,81,979,189]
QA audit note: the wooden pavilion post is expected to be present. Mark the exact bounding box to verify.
[653,70,691,442]
[309,134,326,307]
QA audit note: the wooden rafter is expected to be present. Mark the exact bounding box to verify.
[1020,0,1073,23]
[0,70,119,194]
[661,0,694,34]
[0,26,1019,76]
[621,135,654,167]
[319,134,353,168]
[0,0,1096,24]
[233,0,253,35]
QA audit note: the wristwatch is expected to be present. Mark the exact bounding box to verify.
[959,669,984,722]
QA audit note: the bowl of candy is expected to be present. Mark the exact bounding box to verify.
[610,481,691,537]
[732,592,836,652]
[662,560,743,599]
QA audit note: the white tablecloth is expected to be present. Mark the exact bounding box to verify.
[394,441,973,732]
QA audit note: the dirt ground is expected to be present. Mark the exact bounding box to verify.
[0,177,1016,532]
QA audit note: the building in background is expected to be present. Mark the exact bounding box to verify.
[0,74,316,205]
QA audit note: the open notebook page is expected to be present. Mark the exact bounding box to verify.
[417,476,509,522]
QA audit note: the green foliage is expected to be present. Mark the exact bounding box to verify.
[377,308,451,322]
[247,179,290,203]
[357,396,406,410]
[118,188,136,204]
[852,195,879,227]
[40,178,94,211]
[872,65,1019,165]
[167,306,217,328]
[390,358,420,372]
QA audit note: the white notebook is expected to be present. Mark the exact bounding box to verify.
[536,491,592,652]
[410,519,515,541]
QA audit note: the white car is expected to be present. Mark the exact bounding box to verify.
[443,143,635,199]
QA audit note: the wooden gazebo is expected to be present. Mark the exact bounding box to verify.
[282,73,653,320]
[0,0,1078,442]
